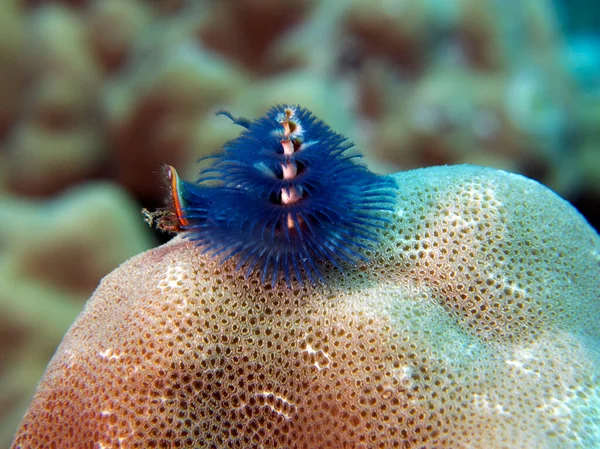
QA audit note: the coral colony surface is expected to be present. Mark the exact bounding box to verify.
[11,106,600,448]
[2,0,600,447]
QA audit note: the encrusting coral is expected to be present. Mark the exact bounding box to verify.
[0,183,155,445]
[11,165,600,448]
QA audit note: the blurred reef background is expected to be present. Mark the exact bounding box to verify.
[0,0,599,447]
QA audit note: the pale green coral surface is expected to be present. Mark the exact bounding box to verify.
[11,165,600,449]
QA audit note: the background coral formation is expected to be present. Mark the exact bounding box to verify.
[1,0,599,447]
[11,166,600,448]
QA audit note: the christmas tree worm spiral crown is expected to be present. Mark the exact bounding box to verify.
[162,105,397,286]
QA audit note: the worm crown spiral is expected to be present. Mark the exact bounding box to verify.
[169,105,397,286]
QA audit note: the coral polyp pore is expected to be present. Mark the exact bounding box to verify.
[163,105,396,286]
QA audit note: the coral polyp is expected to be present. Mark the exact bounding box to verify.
[165,105,396,286]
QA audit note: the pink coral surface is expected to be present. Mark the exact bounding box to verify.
[11,166,600,449]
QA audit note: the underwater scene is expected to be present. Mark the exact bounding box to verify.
[1,0,599,448]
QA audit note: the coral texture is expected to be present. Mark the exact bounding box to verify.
[11,166,600,449]
[0,184,155,445]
